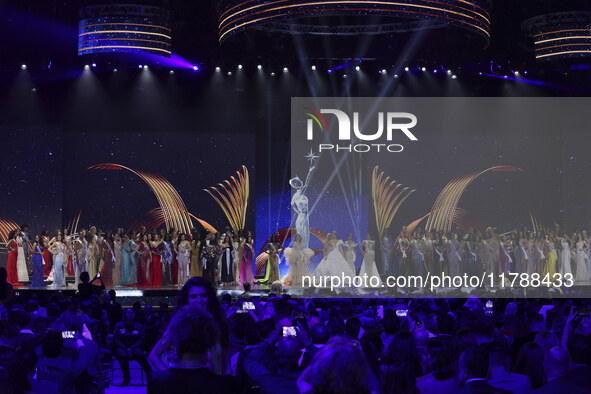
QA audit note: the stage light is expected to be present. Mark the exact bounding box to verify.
[311,65,316,70]
[92,63,97,67]
[394,74,399,78]
[433,69,438,73]
[343,74,347,78]
[504,75,508,78]
[138,65,143,69]
[20,64,27,70]
[84,64,90,70]
[404,67,409,72]
[32,88,37,92]
[143,65,149,70]
[447,69,452,75]
[328,69,332,74]
[381,69,387,74]
[421,67,426,71]
[524,71,528,74]
[113,68,118,72]
[271,72,275,76]
[238,64,243,69]
[169,70,174,74]
[452,75,457,79]
[227,71,232,75]
[479,72,482,75]
[257,64,262,69]
[514,71,520,76]
[283,67,288,72]
[215,66,221,72]
[355,66,360,71]
[193,65,199,71]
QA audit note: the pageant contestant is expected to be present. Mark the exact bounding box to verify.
[19,224,31,268]
[151,233,163,286]
[201,232,220,284]
[240,232,256,287]
[232,234,241,285]
[63,229,75,277]
[561,233,573,276]
[282,233,314,287]
[121,234,138,286]
[49,234,66,287]
[543,237,557,277]
[219,231,234,286]
[359,233,381,285]
[161,234,174,286]
[31,235,45,287]
[15,231,29,284]
[6,230,19,286]
[262,234,282,283]
[396,228,411,276]
[41,229,52,277]
[113,230,123,287]
[380,233,392,277]
[411,231,425,277]
[138,234,152,286]
[189,231,202,278]
[314,232,355,279]
[575,233,589,283]
[343,233,358,274]
[87,233,99,279]
[176,233,190,286]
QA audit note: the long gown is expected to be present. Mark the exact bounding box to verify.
[51,243,66,288]
[282,241,314,287]
[219,246,234,283]
[42,236,52,276]
[412,239,425,277]
[138,242,152,286]
[6,241,19,286]
[121,240,138,285]
[262,243,281,283]
[65,239,75,277]
[240,243,256,287]
[189,240,201,278]
[75,239,88,286]
[31,245,44,287]
[151,242,163,286]
[561,241,572,276]
[16,236,29,283]
[343,241,357,274]
[314,240,356,280]
[380,237,391,276]
[359,240,381,285]
[100,239,115,288]
[161,241,173,286]
[113,238,122,287]
[543,242,557,278]
[575,241,589,283]
[87,241,98,279]
[177,241,190,286]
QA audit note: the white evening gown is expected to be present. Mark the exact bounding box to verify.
[314,240,356,279]
[282,242,315,287]
[359,240,382,286]
[575,241,589,283]
[561,241,572,276]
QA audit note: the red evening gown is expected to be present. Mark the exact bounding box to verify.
[42,236,52,276]
[6,241,19,286]
[151,244,162,286]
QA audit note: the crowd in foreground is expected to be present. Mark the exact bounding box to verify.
[0,269,590,393]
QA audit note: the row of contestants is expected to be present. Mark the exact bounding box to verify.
[4,226,259,288]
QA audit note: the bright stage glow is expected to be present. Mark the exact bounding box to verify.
[143,65,149,70]
[227,71,232,75]
[452,75,457,79]
[113,68,118,72]
[257,64,262,69]
[138,65,143,69]
[394,74,399,78]
[193,65,199,71]
[238,64,243,69]
[283,67,288,72]
[381,69,387,74]
[421,67,426,71]
[215,66,221,72]
[311,65,316,70]
[21,64,27,70]
[355,66,360,71]
[169,70,174,74]
[404,67,409,71]
[115,290,144,297]
[447,69,452,75]
[84,64,90,70]
[91,63,97,67]
[271,72,275,76]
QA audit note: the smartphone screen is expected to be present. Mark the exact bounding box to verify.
[282,326,297,336]
[242,302,255,310]
[61,331,75,339]
[396,309,409,317]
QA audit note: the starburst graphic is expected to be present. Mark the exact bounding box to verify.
[305,149,318,164]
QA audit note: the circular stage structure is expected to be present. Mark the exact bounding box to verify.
[217,0,492,45]
[78,4,172,57]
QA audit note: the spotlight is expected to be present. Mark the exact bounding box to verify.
[193,65,198,71]
[169,70,174,74]
[283,67,288,72]
[343,74,347,78]
[257,65,262,70]
[394,74,399,78]
[32,88,37,92]
[404,67,409,72]
[478,72,482,75]
[433,69,438,73]
[524,71,528,75]
[514,71,520,76]
[138,65,143,69]
[355,66,360,71]
[92,63,97,68]
[215,67,221,72]
[20,64,27,70]
[84,64,90,70]
[447,69,452,75]
[451,75,457,79]
[227,71,232,76]
[143,65,149,70]
[311,65,316,70]
[113,68,118,72]
[271,72,275,76]
[504,75,508,78]
[238,64,243,69]
[328,69,332,74]
[421,67,426,71]
[381,69,387,74]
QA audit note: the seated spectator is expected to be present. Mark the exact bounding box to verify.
[416,339,459,394]
[148,304,238,394]
[457,347,509,394]
[244,329,302,394]
[381,315,400,351]
[113,308,152,386]
[300,323,329,368]
[238,282,253,300]
[298,336,375,394]
[513,342,546,389]
[566,334,591,391]
[0,269,14,305]
[34,329,88,394]
[486,342,532,394]
[76,272,105,301]
[534,346,588,393]
[382,331,422,394]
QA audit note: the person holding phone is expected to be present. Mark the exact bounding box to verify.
[76,271,105,301]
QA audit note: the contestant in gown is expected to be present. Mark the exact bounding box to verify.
[542,240,557,278]
[240,233,256,287]
[113,233,122,287]
[262,235,282,283]
[49,236,66,288]
[6,231,19,286]
[314,233,356,279]
[161,236,174,286]
[42,231,52,277]
[380,235,392,276]
[219,232,234,285]
[15,234,29,283]
[189,235,202,278]
[343,234,358,274]
[176,234,190,286]
[151,234,163,286]
[31,236,45,287]
[282,234,314,287]
[74,233,88,286]
[575,235,589,283]
[138,234,152,286]
[359,234,381,285]
[64,231,75,277]
[561,235,572,276]
[121,235,139,285]
[411,233,425,277]
[100,233,115,288]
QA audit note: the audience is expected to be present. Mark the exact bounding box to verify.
[112,308,152,386]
